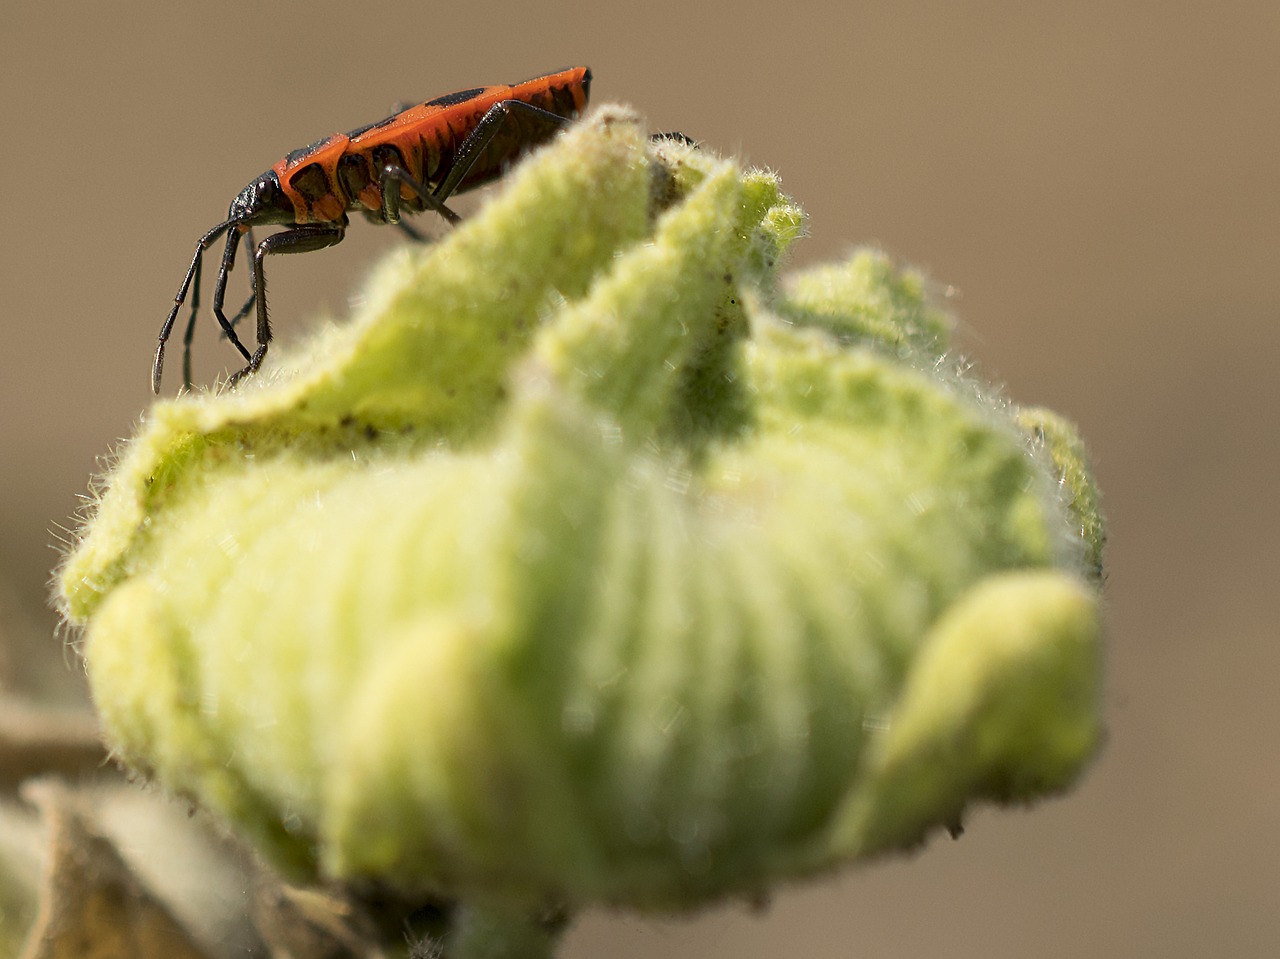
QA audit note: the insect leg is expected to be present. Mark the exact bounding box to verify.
[380,164,462,227]
[380,101,579,235]
[178,253,204,390]
[207,228,256,380]
[179,229,259,389]
[154,218,236,394]
[226,221,347,387]
[226,226,259,331]
[432,100,574,204]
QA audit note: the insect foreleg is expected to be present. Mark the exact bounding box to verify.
[225,221,347,388]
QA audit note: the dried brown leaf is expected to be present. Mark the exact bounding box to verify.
[18,781,213,959]
[252,877,385,959]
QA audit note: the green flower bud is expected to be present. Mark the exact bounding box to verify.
[59,107,1104,914]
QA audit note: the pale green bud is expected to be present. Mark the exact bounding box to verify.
[59,107,1103,914]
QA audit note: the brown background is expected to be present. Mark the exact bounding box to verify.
[2,1,1277,955]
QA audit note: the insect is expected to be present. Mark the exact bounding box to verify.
[153,66,592,393]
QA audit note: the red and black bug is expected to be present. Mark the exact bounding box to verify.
[153,66,592,393]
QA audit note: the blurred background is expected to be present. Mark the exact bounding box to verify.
[2,1,1276,955]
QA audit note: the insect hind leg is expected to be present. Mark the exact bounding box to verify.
[379,164,462,228]
[432,99,574,204]
[379,100,576,237]
[225,220,347,389]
